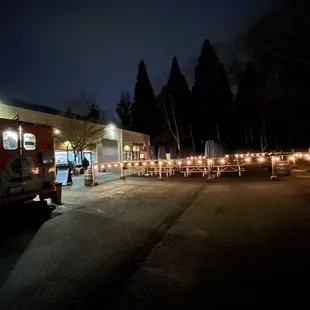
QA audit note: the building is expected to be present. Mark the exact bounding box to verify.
[0,101,150,164]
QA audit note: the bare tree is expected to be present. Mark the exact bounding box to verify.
[55,118,104,162]
[158,88,181,155]
[52,95,106,163]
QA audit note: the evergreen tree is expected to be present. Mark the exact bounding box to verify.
[116,91,132,130]
[234,62,261,149]
[132,60,157,135]
[192,39,233,152]
[217,63,234,148]
[166,57,192,149]
[244,0,310,150]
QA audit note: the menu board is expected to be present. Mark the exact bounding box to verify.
[56,169,69,186]
[55,151,68,165]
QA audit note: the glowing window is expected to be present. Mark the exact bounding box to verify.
[3,130,18,150]
[23,133,36,150]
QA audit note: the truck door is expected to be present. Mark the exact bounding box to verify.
[19,124,40,193]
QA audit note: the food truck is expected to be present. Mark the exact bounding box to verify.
[0,117,57,204]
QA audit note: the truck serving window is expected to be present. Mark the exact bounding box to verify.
[23,133,36,150]
[3,130,18,150]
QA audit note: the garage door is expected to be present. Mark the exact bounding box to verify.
[102,139,119,162]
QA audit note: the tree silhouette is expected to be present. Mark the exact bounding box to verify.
[116,91,132,130]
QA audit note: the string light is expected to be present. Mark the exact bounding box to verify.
[99,151,310,170]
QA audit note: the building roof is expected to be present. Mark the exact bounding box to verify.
[8,100,60,116]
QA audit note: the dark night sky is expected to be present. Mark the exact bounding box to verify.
[0,0,273,117]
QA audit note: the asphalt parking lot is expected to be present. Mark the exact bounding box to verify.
[1,162,310,309]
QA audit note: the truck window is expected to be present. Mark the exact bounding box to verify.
[3,130,18,150]
[23,133,36,150]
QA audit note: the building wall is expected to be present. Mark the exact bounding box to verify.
[122,129,150,148]
[0,102,150,161]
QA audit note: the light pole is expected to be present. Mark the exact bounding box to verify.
[120,128,123,162]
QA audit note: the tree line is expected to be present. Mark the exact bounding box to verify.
[116,41,232,155]
[117,0,310,154]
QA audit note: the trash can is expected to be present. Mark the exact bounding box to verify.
[52,182,62,205]
[84,168,93,186]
